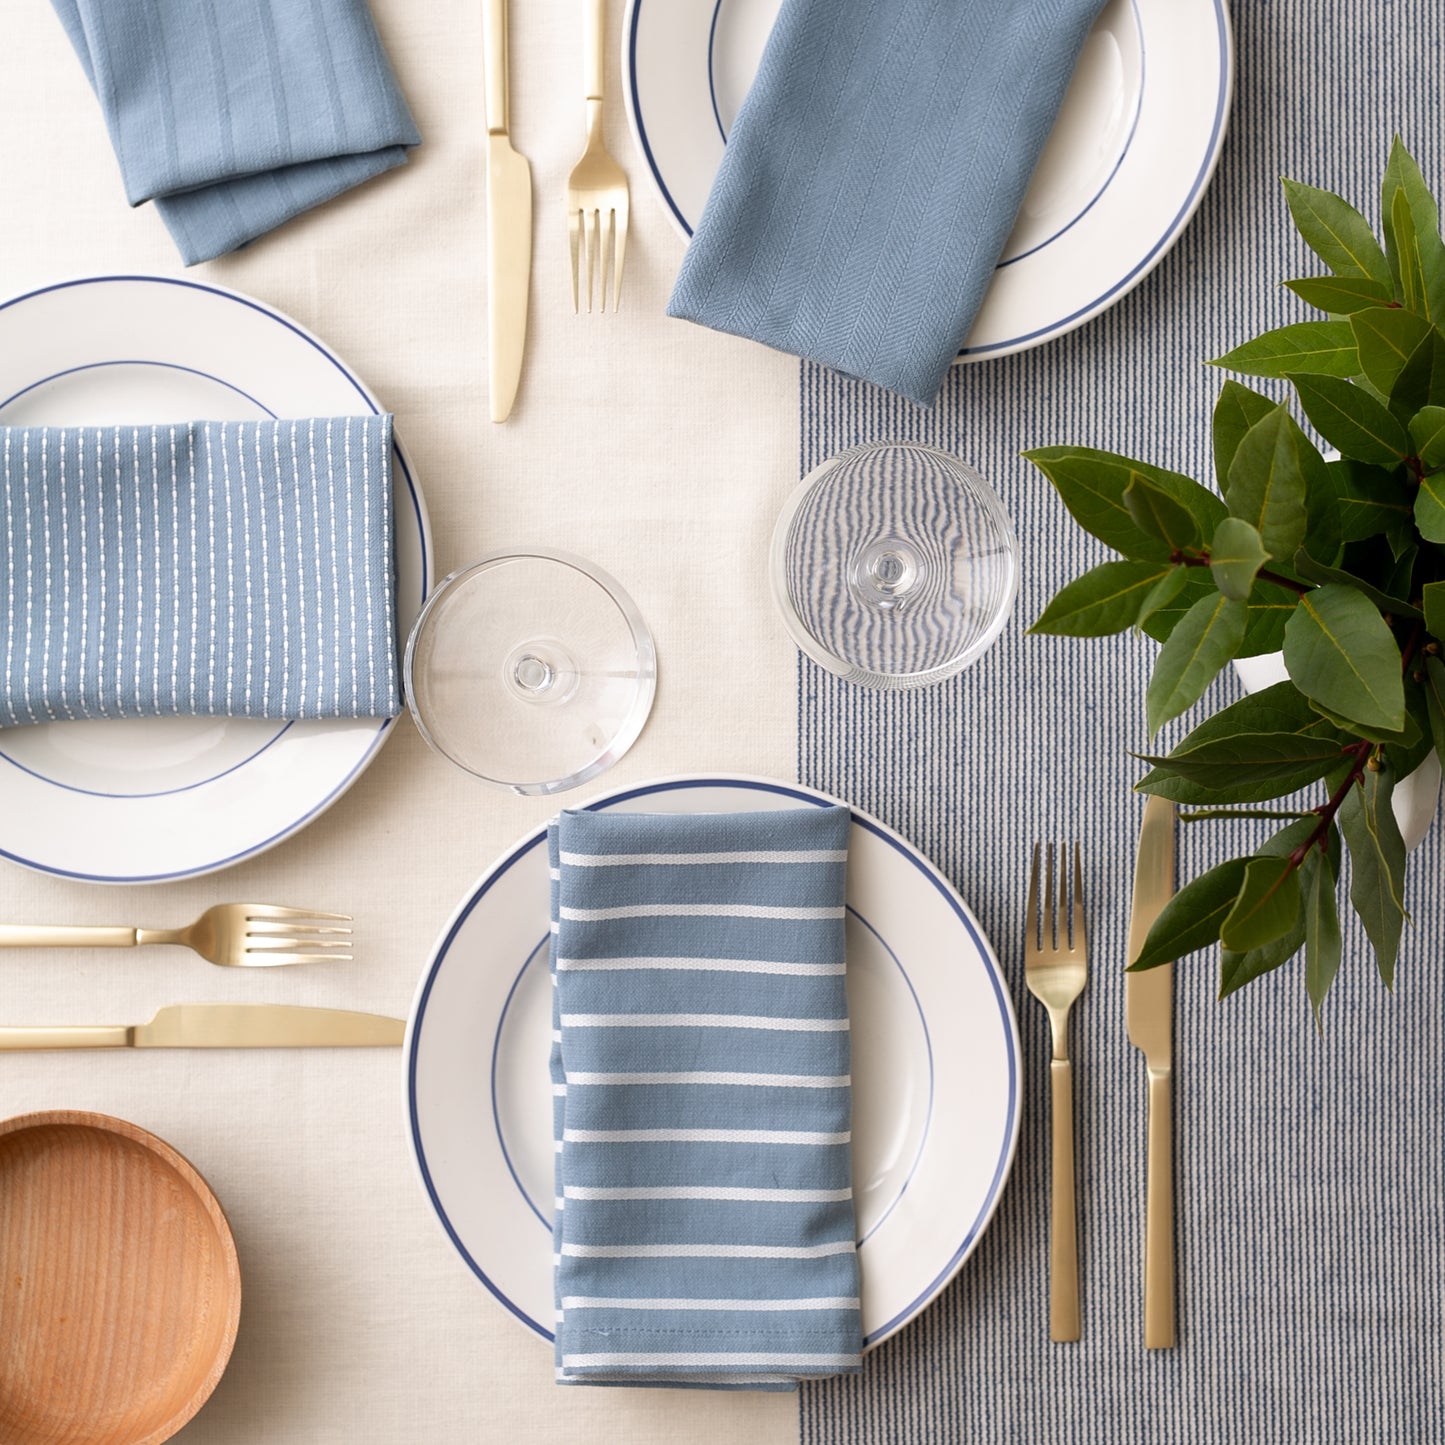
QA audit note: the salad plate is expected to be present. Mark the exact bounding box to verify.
[406,774,1020,1348]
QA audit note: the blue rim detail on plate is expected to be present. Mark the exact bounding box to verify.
[627,0,1232,359]
[488,900,934,1247]
[0,274,431,884]
[407,776,1019,1349]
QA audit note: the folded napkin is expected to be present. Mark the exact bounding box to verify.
[667,0,1110,406]
[51,0,420,265]
[0,418,400,727]
[549,805,861,1389]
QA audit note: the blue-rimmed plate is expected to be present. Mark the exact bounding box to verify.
[624,0,1233,359]
[0,275,432,883]
[406,774,1020,1348]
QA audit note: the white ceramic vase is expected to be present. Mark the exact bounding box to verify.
[1232,654,1441,850]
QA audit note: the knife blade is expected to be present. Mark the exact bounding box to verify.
[0,1004,404,1051]
[1125,793,1176,1348]
[484,0,532,423]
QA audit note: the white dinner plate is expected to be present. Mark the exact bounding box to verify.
[0,275,432,883]
[406,775,1020,1349]
[624,0,1234,359]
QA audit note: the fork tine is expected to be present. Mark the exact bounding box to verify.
[588,208,601,313]
[244,918,352,937]
[238,949,352,967]
[613,206,627,310]
[1043,841,1056,950]
[243,905,351,922]
[1025,843,1040,953]
[569,207,582,314]
[1071,842,1085,952]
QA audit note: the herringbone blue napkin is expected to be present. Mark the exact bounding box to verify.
[0,417,400,727]
[667,0,1109,406]
[549,805,862,1389]
[50,0,420,265]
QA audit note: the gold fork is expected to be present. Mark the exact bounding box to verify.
[566,0,630,311]
[1024,841,1087,1342]
[0,904,352,968]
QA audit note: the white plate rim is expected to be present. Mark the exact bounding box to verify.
[0,272,433,883]
[622,0,1236,361]
[404,772,1021,1350]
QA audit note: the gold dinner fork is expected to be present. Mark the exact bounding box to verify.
[1024,841,1087,1342]
[566,0,630,311]
[0,904,352,967]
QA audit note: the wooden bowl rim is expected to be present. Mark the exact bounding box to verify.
[0,1108,243,1445]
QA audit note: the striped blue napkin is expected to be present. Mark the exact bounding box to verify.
[666,0,1109,406]
[0,417,400,727]
[549,806,862,1389]
[50,0,420,265]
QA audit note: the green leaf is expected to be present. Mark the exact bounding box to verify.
[1220,854,1301,953]
[1288,372,1412,464]
[1030,560,1175,637]
[1301,849,1343,1028]
[1145,592,1248,734]
[1123,475,1201,550]
[1138,729,1351,797]
[1387,326,1445,417]
[1213,380,1280,492]
[1307,696,1421,748]
[1129,857,1250,970]
[1290,548,1420,618]
[1384,688,1435,781]
[1422,656,1445,757]
[1225,405,1315,562]
[1284,275,1394,314]
[1211,321,1360,380]
[1426,582,1445,643]
[1135,567,1189,630]
[1351,306,1434,394]
[1283,583,1406,733]
[1338,763,1408,988]
[1329,459,1414,542]
[1238,580,1303,658]
[1220,919,1305,998]
[1137,570,1219,644]
[1409,404,1445,468]
[1415,471,1445,543]
[1208,517,1270,600]
[1381,137,1445,319]
[1023,448,1225,561]
[1283,177,1391,284]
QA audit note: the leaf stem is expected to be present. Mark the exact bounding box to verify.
[1288,741,1373,867]
[1178,808,1311,822]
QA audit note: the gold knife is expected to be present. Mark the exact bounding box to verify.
[0,1004,404,1050]
[484,0,532,423]
[1125,794,1176,1348]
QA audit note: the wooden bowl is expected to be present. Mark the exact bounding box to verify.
[0,1110,241,1445]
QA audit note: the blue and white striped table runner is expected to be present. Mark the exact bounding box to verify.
[548,806,863,1388]
[797,3,1445,1440]
[0,417,400,726]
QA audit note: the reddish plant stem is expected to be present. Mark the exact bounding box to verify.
[1169,548,1310,596]
[1289,740,1373,868]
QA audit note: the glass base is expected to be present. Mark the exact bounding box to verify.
[404,550,656,795]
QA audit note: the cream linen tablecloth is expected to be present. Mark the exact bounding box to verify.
[0,3,804,1440]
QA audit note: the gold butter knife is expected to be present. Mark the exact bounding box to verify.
[484,0,532,422]
[1125,794,1176,1348]
[0,1004,403,1050]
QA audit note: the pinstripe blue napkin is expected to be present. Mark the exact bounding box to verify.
[666,0,1109,406]
[50,0,420,265]
[549,805,862,1389]
[0,418,400,727]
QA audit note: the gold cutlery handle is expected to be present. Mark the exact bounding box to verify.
[1049,1056,1080,1341]
[0,1025,132,1050]
[483,0,510,135]
[0,924,138,948]
[584,0,605,102]
[1144,1066,1175,1347]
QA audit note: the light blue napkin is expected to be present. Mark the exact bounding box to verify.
[549,805,861,1389]
[0,418,400,727]
[50,0,420,265]
[667,0,1110,406]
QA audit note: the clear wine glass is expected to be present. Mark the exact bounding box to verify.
[771,443,1019,689]
[404,548,656,795]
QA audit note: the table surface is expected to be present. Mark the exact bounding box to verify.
[1,2,805,1441]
